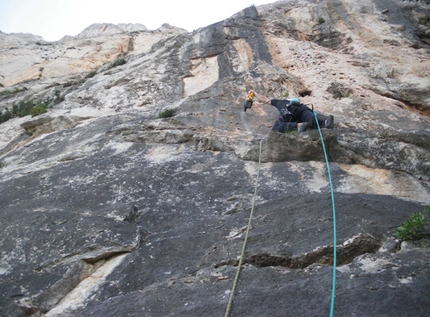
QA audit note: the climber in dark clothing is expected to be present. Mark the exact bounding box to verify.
[249,90,334,134]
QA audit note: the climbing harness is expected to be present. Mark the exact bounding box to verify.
[314,111,338,317]
[224,139,263,317]
[225,113,337,316]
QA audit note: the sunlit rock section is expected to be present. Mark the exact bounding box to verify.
[0,23,187,87]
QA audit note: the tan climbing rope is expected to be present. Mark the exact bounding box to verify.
[224,139,263,317]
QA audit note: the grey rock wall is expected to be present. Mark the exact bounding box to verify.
[0,0,429,316]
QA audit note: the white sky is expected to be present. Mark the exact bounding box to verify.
[0,0,277,41]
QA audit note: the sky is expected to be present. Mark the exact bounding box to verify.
[0,0,277,41]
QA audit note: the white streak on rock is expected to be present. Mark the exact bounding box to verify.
[44,253,128,317]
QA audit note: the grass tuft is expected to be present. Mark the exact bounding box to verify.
[158,109,175,118]
[395,205,429,241]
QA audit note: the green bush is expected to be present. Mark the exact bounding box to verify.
[0,100,50,125]
[395,205,430,241]
[107,58,127,70]
[318,17,325,25]
[418,15,430,27]
[30,104,47,117]
[113,58,126,67]
[12,100,35,117]
[158,109,175,118]
[86,71,97,79]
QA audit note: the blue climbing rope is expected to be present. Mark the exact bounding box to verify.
[314,112,337,317]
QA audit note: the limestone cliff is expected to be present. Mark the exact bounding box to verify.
[0,1,429,316]
[0,23,186,87]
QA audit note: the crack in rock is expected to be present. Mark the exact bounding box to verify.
[17,250,131,317]
[35,246,136,272]
[215,233,381,269]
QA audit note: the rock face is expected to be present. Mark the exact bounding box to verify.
[0,0,430,316]
[0,23,186,87]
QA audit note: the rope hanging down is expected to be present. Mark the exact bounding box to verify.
[225,116,337,317]
[224,139,263,317]
[314,111,338,317]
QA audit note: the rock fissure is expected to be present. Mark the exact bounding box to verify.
[60,246,135,265]
[215,233,382,269]
[19,251,131,317]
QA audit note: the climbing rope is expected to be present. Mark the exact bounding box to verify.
[314,112,337,317]
[224,139,263,317]
[225,116,337,317]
